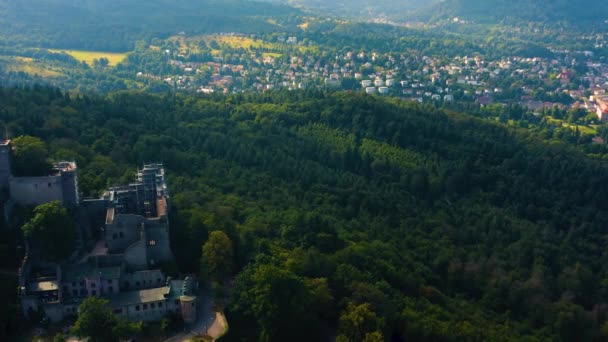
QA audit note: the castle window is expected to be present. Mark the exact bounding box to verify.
[91,283,96,288]
[135,305,140,311]
[143,304,148,310]
[113,308,122,314]
[151,303,156,309]
[149,240,156,246]
[91,290,96,296]
[158,302,163,308]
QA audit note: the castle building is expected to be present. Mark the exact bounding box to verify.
[9,161,79,208]
[13,156,197,323]
[0,140,79,209]
[0,140,11,192]
[103,164,173,270]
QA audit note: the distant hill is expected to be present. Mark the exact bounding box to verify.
[0,0,299,51]
[257,0,438,20]
[423,0,608,26]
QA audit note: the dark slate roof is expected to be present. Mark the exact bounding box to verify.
[63,263,121,282]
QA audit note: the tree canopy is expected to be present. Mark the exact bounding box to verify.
[71,297,141,342]
[202,230,235,282]
[21,201,74,262]
[2,86,608,340]
[337,303,385,342]
[11,135,52,177]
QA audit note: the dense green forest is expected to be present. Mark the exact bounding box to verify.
[303,21,555,59]
[2,86,608,340]
[257,0,437,19]
[0,0,299,51]
[425,0,608,27]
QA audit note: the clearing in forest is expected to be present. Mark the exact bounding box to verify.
[1,56,63,77]
[49,49,128,66]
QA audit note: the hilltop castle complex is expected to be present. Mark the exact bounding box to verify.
[0,140,197,324]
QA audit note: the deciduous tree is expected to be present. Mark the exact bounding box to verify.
[71,297,141,342]
[22,201,75,261]
[11,135,52,177]
[201,230,234,282]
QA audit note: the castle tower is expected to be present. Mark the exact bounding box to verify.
[55,161,79,208]
[179,276,197,324]
[0,140,11,194]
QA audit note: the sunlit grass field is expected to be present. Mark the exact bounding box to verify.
[543,116,597,135]
[49,49,128,66]
[207,35,269,49]
[1,56,63,77]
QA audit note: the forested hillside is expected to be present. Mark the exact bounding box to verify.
[3,87,608,340]
[426,0,608,26]
[0,0,298,51]
[257,0,437,19]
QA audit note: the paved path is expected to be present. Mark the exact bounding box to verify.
[206,312,228,339]
[163,286,228,342]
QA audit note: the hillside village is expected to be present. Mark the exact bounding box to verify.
[135,33,608,122]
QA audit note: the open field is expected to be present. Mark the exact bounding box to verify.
[206,35,269,49]
[168,34,285,57]
[165,34,317,58]
[49,49,128,66]
[1,56,63,77]
[565,123,597,135]
[263,52,283,58]
[546,116,597,135]
[169,35,269,53]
